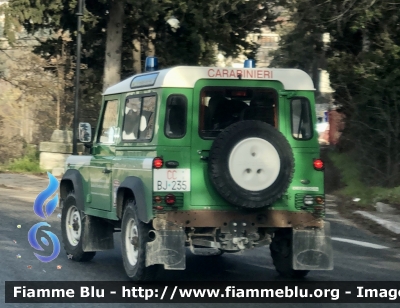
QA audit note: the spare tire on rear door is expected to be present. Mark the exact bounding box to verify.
[208,120,294,209]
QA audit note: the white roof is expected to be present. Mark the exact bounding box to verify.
[103,66,315,95]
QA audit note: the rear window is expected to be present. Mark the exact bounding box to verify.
[164,94,187,139]
[199,87,277,139]
[291,97,313,140]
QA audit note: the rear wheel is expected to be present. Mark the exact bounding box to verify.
[61,192,96,262]
[270,229,309,278]
[121,200,158,281]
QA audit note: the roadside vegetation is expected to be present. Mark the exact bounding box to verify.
[329,151,400,207]
[0,145,44,174]
[272,0,400,208]
[0,0,282,167]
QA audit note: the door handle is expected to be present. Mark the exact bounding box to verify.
[197,150,209,161]
[102,168,112,174]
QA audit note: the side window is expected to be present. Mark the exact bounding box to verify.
[141,96,156,140]
[98,99,119,143]
[122,95,156,141]
[291,97,313,140]
[122,97,141,140]
[165,95,187,138]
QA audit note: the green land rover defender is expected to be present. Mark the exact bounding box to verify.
[59,58,333,281]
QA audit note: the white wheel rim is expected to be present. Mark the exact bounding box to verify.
[66,205,81,247]
[228,137,281,191]
[125,218,139,266]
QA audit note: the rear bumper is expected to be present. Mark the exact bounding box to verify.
[292,221,334,270]
[154,210,324,229]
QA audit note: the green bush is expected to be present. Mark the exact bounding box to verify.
[329,150,400,206]
[371,186,400,206]
[4,145,43,173]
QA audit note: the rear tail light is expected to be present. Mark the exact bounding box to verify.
[313,158,324,171]
[153,157,163,169]
[165,194,176,205]
[313,205,324,217]
[153,196,162,204]
[315,196,325,205]
[303,195,325,206]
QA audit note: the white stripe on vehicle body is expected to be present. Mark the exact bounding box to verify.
[292,186,319,191]
[65,155,93,167]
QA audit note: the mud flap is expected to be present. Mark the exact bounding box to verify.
[146,230,186,270]
[82,215,114,252]
[292,221,334,270]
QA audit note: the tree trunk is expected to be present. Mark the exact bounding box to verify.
[147,27,156,56]
[103,0,125,92]
[56,42,66,130]
[133,35,141,74]
[312,33,324,104]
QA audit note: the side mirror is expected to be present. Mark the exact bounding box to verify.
[78,122,92,143]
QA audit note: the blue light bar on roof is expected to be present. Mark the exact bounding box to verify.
[244,59,255,68]
[145,56,159,72]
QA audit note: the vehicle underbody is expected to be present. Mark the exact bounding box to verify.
[143,210,333,271]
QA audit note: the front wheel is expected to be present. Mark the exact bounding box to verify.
[270,229,309,278]
[61,192,96,262]
[121,200,158,281]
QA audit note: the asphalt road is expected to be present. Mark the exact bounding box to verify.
[1,174,400,308]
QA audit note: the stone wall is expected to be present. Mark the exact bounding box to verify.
[39,130,84,176]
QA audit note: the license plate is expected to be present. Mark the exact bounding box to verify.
[153,169,191,192]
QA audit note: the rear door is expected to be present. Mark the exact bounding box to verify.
[190,79,283,207]
[284,92,324,204]
[190,80,223,207]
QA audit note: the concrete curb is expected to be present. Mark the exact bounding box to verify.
[354,211,400,234]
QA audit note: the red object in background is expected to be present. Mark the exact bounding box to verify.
[328,110,345,145]
[232,91,247,96]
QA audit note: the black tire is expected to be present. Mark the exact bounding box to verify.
[208,120,294,208]
[270,229,309,278]
[121,200,158,282]
[61,192,96,262]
